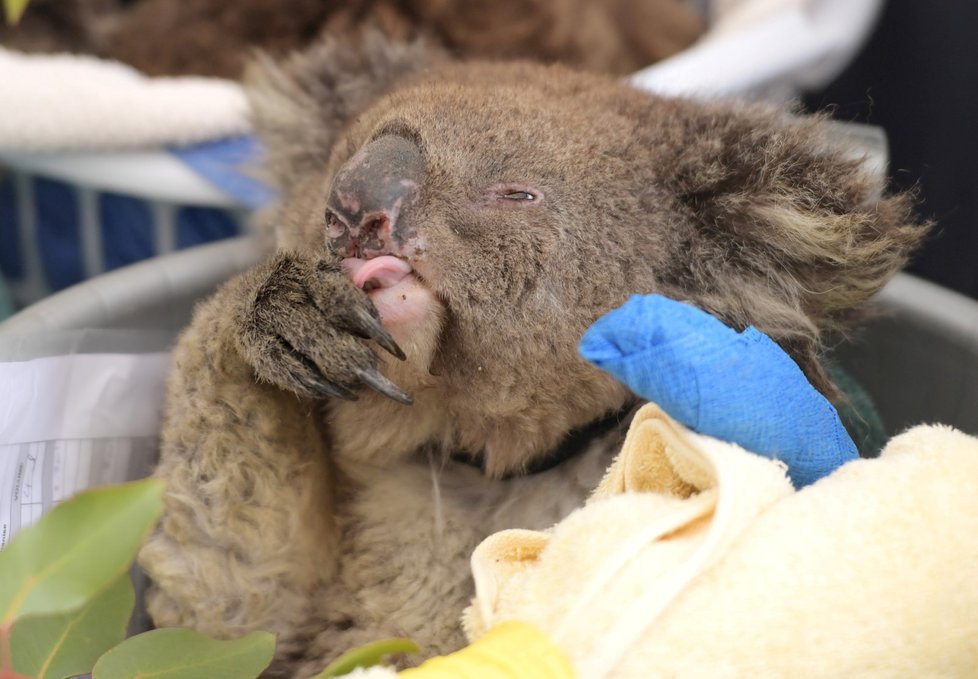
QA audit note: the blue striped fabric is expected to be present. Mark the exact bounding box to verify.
[100,192,155,271]
[0,176,22,281]
[0,136,268,311]
[0,171,245,310]
[176,206,240,249]
[35,177,85,291]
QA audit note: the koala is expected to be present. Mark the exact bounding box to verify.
[105,0,701,79]
[137,35,928,679]
[2,0,702,80]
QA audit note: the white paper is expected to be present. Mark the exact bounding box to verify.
[0,352,169,547]
[0,353,170,444]
[0,438,156,549]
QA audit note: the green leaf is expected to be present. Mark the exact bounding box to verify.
[0,479,163,625]
[92,628,276,679]
[314,638,420,678]
[3,0,30,25]
[11,574,134,679]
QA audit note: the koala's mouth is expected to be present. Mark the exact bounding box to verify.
[343,255,413,291]
[342,255,437,332]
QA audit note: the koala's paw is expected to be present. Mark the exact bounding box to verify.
[235,252,412,404]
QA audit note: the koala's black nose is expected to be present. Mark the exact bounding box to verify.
[325,135,424,257]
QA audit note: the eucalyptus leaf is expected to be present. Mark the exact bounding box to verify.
[0,479,163,625]
[314,638,420,678]
[92,628,275,679]
[3,0,30,25]
[11,574,134,679]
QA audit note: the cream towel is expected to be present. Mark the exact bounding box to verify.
[465,406,978,678]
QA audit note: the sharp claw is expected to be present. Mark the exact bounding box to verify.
[350,308,407,361]
[277,335,359,401]
[309,376,359,401]
[355,366,413,405]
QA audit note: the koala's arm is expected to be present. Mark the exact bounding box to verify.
[138,266,332,650]
[139,249,410,649]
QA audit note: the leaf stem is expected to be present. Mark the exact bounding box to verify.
[0,628,20,677]
[0,623,36,679]
[1,623,12,674]
[0,576,34,628]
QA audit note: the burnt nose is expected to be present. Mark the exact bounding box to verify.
[325,135,424,256]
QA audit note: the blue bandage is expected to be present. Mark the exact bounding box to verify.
[580,295,857,487]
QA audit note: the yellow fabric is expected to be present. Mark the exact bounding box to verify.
[400,622,575,679]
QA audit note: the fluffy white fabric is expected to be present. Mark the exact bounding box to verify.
[0,47,249,151]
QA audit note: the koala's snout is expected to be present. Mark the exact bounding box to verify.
[326,135,424,258]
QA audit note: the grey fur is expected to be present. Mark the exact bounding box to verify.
[139,38,929,678]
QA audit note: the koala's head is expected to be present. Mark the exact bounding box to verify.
[247,35,928,474]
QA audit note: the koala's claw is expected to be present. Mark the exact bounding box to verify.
[347,307,407,361]
[236,253,416,405]
[310,376,360,402]
[355,366,413,405]
[268,334,360,401]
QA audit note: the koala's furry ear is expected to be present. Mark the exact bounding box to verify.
[244,31,448,193]
[652,103,931,396]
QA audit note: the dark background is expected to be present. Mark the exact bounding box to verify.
[805,0,978,299]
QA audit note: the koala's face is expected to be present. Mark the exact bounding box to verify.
[268,63,679,469]
[262,58,924,471]
[278,64,671,435]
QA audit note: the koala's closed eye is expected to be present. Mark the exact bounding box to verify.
[487,184,544,207]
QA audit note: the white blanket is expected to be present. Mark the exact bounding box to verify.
[0,47,249,152]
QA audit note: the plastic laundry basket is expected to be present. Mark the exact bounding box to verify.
[834,275,978,436]
[2,236,976,437]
